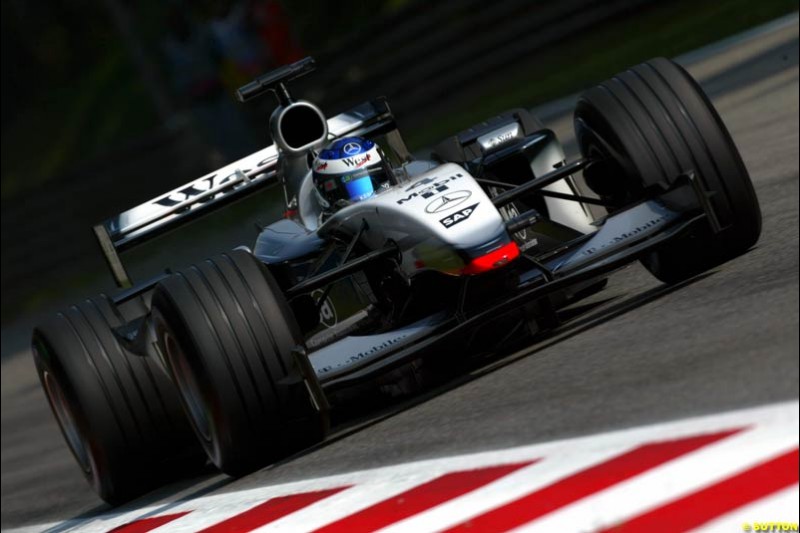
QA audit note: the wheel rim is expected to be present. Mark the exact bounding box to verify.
[574,115,644,208]
[162,330,213,443]
[40,365,92,474]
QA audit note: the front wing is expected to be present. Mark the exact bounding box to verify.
[307,197,703,391]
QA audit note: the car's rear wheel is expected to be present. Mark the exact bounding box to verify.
[574,57,761,282]
[151,250,324,477]
[32,295,201,504]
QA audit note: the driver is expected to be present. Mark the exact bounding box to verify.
[312,137,395,211]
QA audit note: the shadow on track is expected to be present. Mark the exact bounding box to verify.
[40,269,716,531]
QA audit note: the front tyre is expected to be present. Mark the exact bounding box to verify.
[151,250,324,477]
[574,57,761,282]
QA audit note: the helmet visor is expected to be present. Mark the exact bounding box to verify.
[343,172,375,202]
[319,166,391,206]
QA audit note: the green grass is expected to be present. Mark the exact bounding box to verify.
[405,0,799,149]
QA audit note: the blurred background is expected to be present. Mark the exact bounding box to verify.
[1,0,797,335]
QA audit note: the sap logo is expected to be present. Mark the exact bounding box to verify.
[154,172,239,207]
[397,173,464,205]
[440,203,479,228]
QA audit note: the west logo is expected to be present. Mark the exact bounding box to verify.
[440,203,479,228]
[342,154,371,168]
[154,173,238,207]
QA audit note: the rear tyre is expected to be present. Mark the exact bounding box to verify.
[574,57,761,283]
[151,250,324,477]
[32,295,201,504]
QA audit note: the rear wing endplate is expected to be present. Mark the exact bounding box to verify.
[95,97,405,287]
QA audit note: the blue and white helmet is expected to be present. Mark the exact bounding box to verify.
[312,137,393,210]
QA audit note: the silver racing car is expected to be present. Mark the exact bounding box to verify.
[31,57,761,503]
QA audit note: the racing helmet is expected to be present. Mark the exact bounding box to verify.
[312,137,394,210]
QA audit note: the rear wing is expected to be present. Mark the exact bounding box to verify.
[95,97,408,288]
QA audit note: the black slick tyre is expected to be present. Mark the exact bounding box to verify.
[574,57,761,282]
[31,295,200,504]
[151,249,323,477]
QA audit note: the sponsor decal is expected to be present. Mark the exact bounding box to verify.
[311,289,338,328]
[342,141,361,155]
[477,122,522,152]
[406,176,437,191]
[154,173,240,207]
[315,334,408,375]
[397,173,464,205]
[425,190,472,214]
[486,131,516,149]
[316,162,328,171]
[346,334,407,365]
[440,203,479,228]
[405,173,464,192]
[580,215,666,256]
[342,153,372,168]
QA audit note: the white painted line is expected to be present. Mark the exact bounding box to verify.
[375,446,630,533]
[6,400,797,533]
[513,418,798,532]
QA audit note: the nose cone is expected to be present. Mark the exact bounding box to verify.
[461,241,520,275]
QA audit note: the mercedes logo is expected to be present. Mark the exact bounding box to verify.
[425,190,472,213]
[343,142,361,155]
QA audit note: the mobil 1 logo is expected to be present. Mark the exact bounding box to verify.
[440,203,479,228]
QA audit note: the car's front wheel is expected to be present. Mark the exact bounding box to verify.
[574,57,761,282]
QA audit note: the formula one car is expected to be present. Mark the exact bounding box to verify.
[32,57,761,503]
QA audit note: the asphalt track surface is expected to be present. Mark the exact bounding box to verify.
[2,14,798,530]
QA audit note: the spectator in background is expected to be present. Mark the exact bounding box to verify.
[162,3,258,164]
[250,0,305,67]
[203,0,308,141]
[207,0,268,91]
[162,5,221,107]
